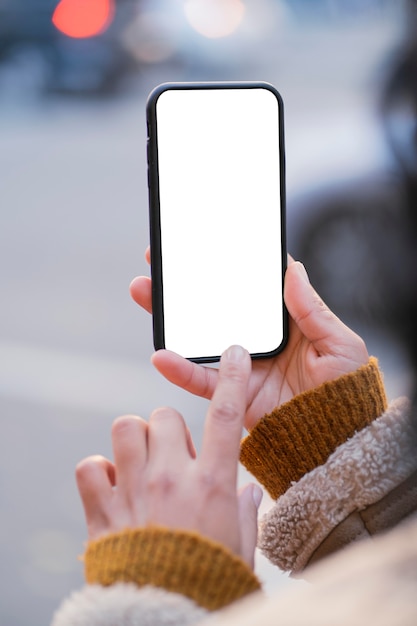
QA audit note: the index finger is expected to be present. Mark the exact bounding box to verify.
[200,345,251,484]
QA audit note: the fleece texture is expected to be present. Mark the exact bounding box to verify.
[51,583,208,626]
[204,517,417,626]
[258,397,417,573]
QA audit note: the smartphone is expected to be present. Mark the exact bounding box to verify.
[146,81,287,363]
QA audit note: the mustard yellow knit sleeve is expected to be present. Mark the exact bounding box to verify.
[83,526,261,611]
[240,357,387,500]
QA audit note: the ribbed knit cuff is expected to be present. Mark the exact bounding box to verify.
[84,527,261,611]
[240,357,387,500]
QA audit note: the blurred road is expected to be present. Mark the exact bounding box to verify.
[0,7,412,624]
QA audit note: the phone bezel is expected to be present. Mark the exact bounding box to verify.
[146,81,288,363]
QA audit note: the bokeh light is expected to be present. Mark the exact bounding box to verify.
[184,0,246,39]
[52,0,115,39]
[122,12,178,64]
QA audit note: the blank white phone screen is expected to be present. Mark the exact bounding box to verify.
[155,86,284,360]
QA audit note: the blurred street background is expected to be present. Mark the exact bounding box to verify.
[0,1,413,624]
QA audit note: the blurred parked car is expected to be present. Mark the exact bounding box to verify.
[288,171,407,329]
[0,0,138,95]
[288,28,417,331]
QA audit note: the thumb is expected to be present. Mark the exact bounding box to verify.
[284,261,353,352]
[238,483,263,568]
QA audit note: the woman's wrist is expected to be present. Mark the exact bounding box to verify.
[240,357,387,499]
[84,526,261,611]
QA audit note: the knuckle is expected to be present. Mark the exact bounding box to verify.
[198,471,221,495]
[198,471,232,500]
[148,470,177,496]
[211,400,241,425]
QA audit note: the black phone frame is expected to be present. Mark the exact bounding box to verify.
[146,81,288,363]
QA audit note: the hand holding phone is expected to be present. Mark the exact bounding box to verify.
[131,257,370,430]
[146,81,287,363]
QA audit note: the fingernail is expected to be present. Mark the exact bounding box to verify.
[252,484,263,508]
[226,345,247,362]
[295,261,310,284]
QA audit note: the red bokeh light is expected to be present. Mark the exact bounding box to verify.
[52,0,115,39]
